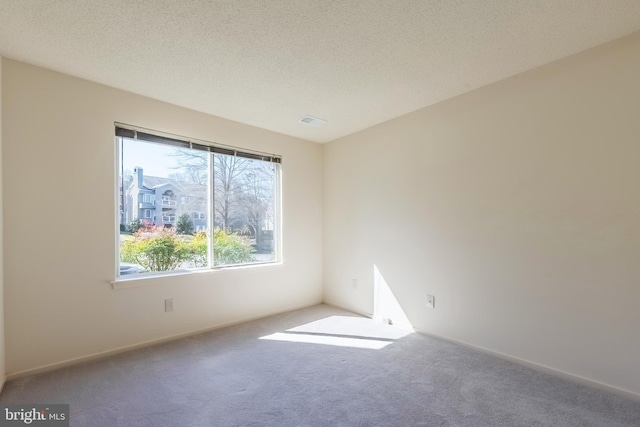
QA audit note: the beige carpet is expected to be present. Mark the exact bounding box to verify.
[1,304,639,426]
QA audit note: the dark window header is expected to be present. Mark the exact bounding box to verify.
[115,125,282,164]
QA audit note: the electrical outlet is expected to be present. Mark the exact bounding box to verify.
[352,279,358,289]
[165,298,174,312]
[426,295,435,309]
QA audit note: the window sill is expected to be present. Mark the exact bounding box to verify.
[111,261,284,290]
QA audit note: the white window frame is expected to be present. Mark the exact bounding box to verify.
[115,123,283,280]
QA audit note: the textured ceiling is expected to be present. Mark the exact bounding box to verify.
[1,1,640,143]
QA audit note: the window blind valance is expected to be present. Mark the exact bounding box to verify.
[115,124,282,164]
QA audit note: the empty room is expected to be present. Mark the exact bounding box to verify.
[1,1,640,426]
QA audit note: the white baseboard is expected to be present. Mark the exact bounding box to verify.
[9,299,639,403]
[5,302,319,382]
[322,300,640,402]
[412,326,640,403]
[322,300,372,318]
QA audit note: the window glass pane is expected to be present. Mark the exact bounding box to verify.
[118,137,210,275]
[213,153,278,267]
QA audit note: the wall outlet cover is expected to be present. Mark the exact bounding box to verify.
[426,295,435,309]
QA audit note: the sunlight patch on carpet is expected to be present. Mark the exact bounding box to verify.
[259,315,412,349]
[259,332,392,349]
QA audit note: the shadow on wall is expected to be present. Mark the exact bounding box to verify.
[373,264,414,331]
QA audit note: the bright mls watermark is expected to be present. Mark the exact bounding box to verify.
[0,405,69,426]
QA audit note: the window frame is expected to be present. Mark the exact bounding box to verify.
[114,123,283,280]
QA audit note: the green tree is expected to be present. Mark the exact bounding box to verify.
[176,213,194,235]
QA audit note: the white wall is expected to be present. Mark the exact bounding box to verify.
[0,55,5,390]
[2,59,323,376]
[324,33,640,397]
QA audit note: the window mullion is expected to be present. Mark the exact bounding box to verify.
[275,163,283,262]
[208,152,216,269]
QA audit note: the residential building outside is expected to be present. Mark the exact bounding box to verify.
[124,167,208,231]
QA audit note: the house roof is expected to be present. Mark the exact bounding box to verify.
[142,176,206,196]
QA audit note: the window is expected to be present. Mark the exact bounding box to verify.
[161,195,177,206]
[116,124,281,277]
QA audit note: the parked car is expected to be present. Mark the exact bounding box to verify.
[119,262,145,275]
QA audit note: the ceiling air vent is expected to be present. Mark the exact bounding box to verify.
[299,115,327,127]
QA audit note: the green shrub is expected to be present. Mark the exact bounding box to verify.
[187,231,208,267]
[120,227,256,271]
[213,228,255,266]
[121,226,189,271]
[126,219,143,233]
